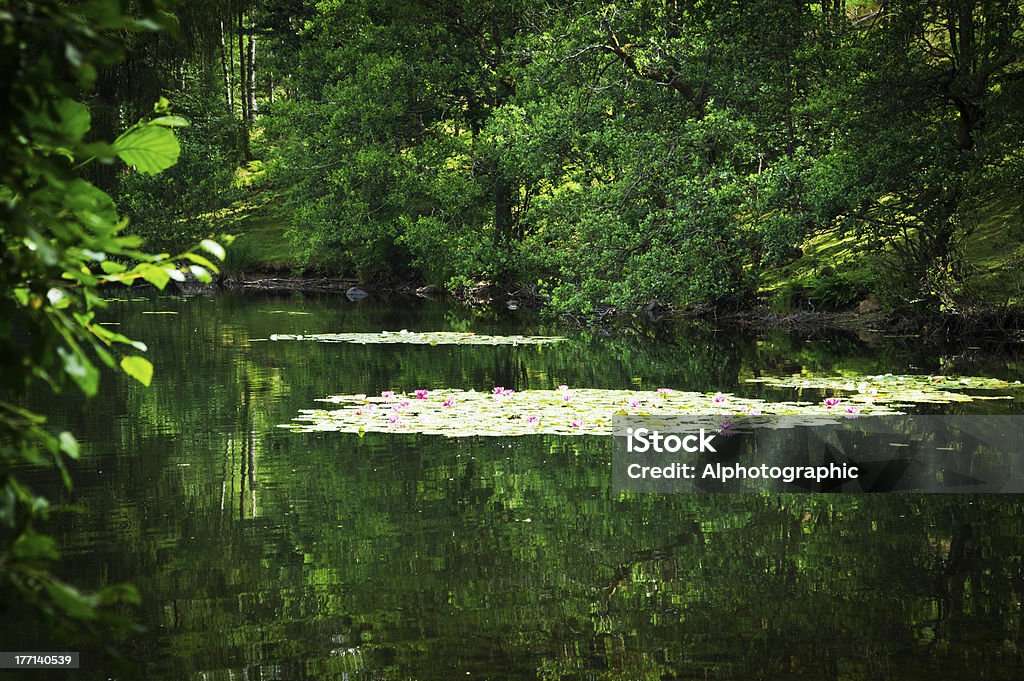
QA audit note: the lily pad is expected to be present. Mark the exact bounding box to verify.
[747,373,1019,404]
[265,330,565,345]
[282,387,900,437]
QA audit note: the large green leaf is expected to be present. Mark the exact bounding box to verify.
[113,123,181,175]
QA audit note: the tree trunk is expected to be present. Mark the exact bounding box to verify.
[220,20,234,113]
[238,8,248,122]
[247,28,256,121]
[238,6,250,159]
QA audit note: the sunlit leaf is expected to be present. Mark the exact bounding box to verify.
[120,356,153,387]
[199,239,225,261]
[150,115,189,128]
[58,431,80,459]
[113,123,180,175]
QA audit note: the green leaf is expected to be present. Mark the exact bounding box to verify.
[113,123,180,175]
[150,115,189,128]
[65,179,119,232]
[120,356,153,387]
[97,583,142,606]
[140,265,170,290]
[58,431,80,459]
[56,99,91,142]
[189,265,212,283]
[13,530,59,561]
[199,239,226,261]
[57,346,99,396]
[182,252,218,271]
[44,580,97,620]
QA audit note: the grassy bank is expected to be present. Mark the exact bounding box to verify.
[759,195,1024,315]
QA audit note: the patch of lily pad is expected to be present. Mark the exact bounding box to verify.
[283,373,1024,437]
[282,386,900,437]
[264,330,565,345]
[747,373,1020,404]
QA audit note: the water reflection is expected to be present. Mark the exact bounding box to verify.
[5,291,1024,680]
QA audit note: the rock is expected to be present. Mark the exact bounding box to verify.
[415,284,437,298]
[857,296,882,314]
[345,286,369,301]
[643,299,669,320]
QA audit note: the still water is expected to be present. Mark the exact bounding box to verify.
[7,291,1024,679]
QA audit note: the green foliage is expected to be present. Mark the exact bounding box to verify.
[95,1,1024,316]
[0,0,225,645]
[258,1,1022,315]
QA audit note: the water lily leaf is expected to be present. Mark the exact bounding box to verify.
[284,373,1024,438]
[282,387,897,437]
[747,373,1018,404]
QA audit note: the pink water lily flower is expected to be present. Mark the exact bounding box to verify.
[561,393,573,402]
[628,399,641,408]
[415,388,429,399]
[387,414,401,424]
[746,408,762,416]
[381,390,395,399]
[570,419,583,428]
[558,384,569,391]
[712,393,726,405]
[443,396,455,408]
[824,397,842,409]
[657,388,673,395]
[526,416,539,424]
[354,393,367,401]
[365,403,378,412]
[493,386,506,394]
[845,405,861,418]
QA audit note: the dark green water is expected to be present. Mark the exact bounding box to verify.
[6,292,1024,680]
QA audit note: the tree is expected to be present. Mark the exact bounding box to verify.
[0,0,225,644]
[814,1,1024,310]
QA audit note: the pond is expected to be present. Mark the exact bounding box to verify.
[6,291,1024,680]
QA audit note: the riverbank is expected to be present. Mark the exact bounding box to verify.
[208,188,1024,337]
[183,273,1024,346]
